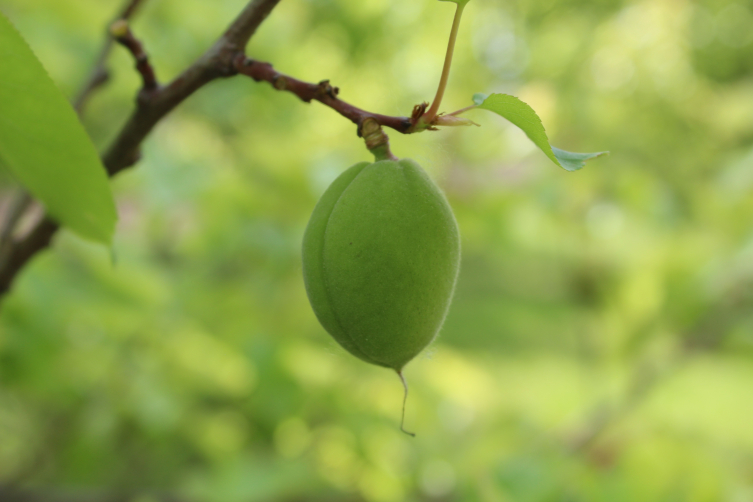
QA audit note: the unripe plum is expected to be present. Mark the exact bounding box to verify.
[302,158,460,371]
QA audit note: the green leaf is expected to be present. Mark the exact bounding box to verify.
[0,11,116,244]
[475,93,608,172]
[439,0,472,7]
[472,93,488,105]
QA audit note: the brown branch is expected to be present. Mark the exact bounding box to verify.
[73,0,148,114]
[222,0,285,50]
[234,57,412,134]
[110,21,159,92]
[101,0,285,179]
[0,218,58,295]
[0,0,283,298]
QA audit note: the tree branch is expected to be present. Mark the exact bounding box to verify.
[223,0,284,51]
[234,57,412,134]
[73,0,149,114]
[0,218,58,295]
[101,0,285,179]
[110,20,159,92]
[0,0,422,298]
[0,0,283,297]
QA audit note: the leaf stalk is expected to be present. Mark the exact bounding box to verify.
[424,3,466,124]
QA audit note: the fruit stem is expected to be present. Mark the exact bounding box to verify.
[397,370,415,437]
[361,118,398,162]
[424,3,466,125]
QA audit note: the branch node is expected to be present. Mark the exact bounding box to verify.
[234,54,250,70]
[411,102,428,122]
[273,75,288,91]
[316,79,339,99]
[361,118,397,161]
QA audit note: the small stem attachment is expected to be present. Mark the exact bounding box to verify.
[424,3,466,124]
[447,104,478,116]
[360,118,398,162]
[396,370,416,437]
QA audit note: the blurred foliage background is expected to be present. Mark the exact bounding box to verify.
[1,0,753,500]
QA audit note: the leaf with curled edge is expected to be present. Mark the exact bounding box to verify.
[475,93,608,171]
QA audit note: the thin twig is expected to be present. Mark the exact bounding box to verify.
[73,0,148,114]
[222,0,284,51]
[234,57,412,134]
[101,2,286,179]
[110,20,159,92]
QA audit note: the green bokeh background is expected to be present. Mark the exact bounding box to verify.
[1,0,753,500]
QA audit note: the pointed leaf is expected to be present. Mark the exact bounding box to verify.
[476,93,607,171]
[550,146,607,172]
[0,11,117,244]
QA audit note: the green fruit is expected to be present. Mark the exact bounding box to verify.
[302,158,460,371]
